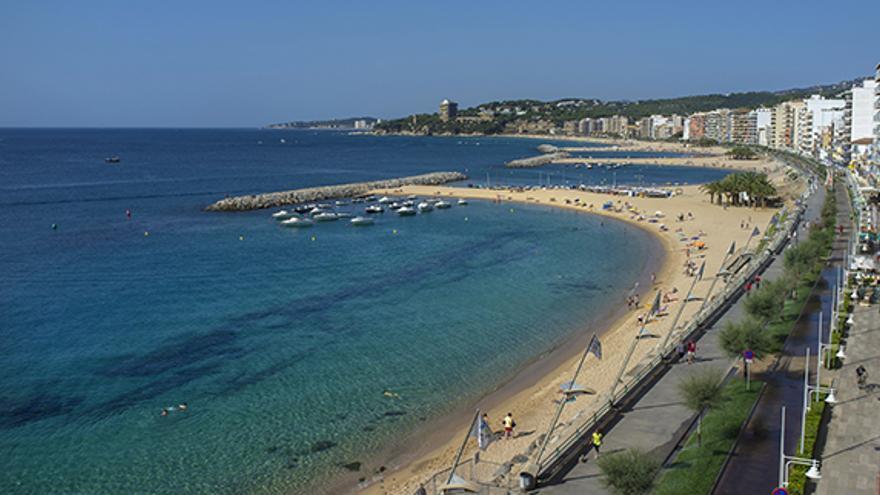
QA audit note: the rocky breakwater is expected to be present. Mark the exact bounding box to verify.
[506,151,569,168]
[205,171,468,212]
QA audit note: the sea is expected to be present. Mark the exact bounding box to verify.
[0,129,730,494]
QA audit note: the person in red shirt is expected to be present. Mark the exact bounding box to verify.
[686,340,697,364]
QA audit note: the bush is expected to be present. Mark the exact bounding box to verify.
[719,317,772,360]
[744,278,788,322]
[598,448,661,495]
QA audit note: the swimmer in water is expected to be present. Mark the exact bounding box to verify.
[161,408,169,417]
[382,390,400,399]
[178,403,188,411]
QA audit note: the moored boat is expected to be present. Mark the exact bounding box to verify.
[272,210,296,220]
[350,216,375,226]
[397,206,416,216]
[281,217,314,228]
[365,205,384,214]
[417,201,433,212]
[313,212,339,222]
[435,200,452,209]
[457,198,468,205]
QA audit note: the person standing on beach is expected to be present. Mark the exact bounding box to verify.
[686,340,697,364]
[502,413,515,439]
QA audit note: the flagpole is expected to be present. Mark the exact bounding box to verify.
[534,333,596,470]
[446,409,482,485]
[657,261,704,357]
[697,241,736,317]
[608,290,660,404]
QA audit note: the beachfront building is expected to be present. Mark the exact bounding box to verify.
[687,114,706,141]
[874,63,880,165]
[602,115,629,137]
[704,109,733,143]
[637,117,652,139]
[769,101,798,150]
[800,94,845,158]
[731,110,758,145]
[844,79,879,163]
[756,108,772,146]
[439,99,458,122]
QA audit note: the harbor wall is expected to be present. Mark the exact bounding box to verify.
[205,171,467,211]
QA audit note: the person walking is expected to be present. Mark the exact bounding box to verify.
[502,413,515,439]
[686,340,697,364]
[856,365,868,390]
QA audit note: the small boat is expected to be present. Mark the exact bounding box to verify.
[407,194,417,200]
[352,198,365,204]
[397,206,416,216]
[378,196,393,204]
[281,217,313,228]
[351,216,375,226]
[335,200,347,206]
[389,202,402,210]
[402,200,415,207]
[105,156,121,164]
[313,212,339,222]
[417,201,433,212]
[457,199,468,205]
[309,207,324,215]
[318,203,333,209]
[365,205,384,214]
[294,205,312,214]
[272,210,296,220]
[435,200,452,209]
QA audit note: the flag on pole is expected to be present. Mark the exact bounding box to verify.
[751,226,760,237]
[587,334,602,360]
[470,410,492,450]
[649,290,662,318]
[727,241,736,256]
[696,261,705,281]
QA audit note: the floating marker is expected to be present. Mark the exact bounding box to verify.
[311,235,316,241]
[51,223,58,230]
[239,235,244,241]
[464,217,469,222]
[509,208,514,213]
[144,231,149,236]
[392,229,398,235]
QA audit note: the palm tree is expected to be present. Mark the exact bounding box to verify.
[678,367,727,447]
[700,181,720,205]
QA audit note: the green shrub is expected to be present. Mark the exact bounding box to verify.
[597,448,661,495]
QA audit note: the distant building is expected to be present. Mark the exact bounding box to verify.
[637,117,652,139]
[874,63,880,164]
[353,119,370,130]
[687,114,706,141]
[731,110,757,145]
[755,108,772,146]
[439,99,458,122]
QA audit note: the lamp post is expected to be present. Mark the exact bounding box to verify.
[780,406,823,488]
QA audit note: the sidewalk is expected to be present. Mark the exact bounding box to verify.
[535,189,825,495]
[815,303,880,494]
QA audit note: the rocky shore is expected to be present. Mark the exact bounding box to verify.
[205,171,468,211]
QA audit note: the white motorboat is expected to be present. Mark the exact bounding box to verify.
[435,200,452,209]
[378,196,393,204]
[397,206,417,216]
[417,201,433,212]
[402,200,415,207]
[272,210,295,220]
[309,207,324,215]
[281,217,314,228]
[457,199,468,205]
[350,216,375,226]
[335,200,347,206]
[365,205,384,214]
[313,212,339,222]
[336,212,353,219]
[389,202,402,209]
[407,194,417,200]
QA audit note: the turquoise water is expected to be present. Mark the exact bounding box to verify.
[0,130,725,493]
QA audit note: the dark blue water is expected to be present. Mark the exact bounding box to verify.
[0,129,729,494]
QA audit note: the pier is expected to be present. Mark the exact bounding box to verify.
[205,171,467,211]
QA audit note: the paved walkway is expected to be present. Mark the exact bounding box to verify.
[535,191,823,495]
[815,305,880,494]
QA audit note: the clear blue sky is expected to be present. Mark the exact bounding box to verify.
[1,0,877,127]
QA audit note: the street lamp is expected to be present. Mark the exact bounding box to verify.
[836,345,847,361]
[780,406,822,488]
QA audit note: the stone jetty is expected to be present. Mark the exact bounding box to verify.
[205,171,467,211]
[505,151,569,168]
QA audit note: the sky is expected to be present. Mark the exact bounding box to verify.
[1,0,878,127]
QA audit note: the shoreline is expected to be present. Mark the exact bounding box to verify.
[341,166,783,494]
[323,202,666,495]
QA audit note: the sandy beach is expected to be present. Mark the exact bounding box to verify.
[345,148,802,495]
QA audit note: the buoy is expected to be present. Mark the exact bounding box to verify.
[392,229,398,235]
[51,223,58,230]
[144,231,149,237]
[464,217,469,222]
[310,235,316,241]
[509,208,514,213]
[239,235,244,241]
[125,209,131,219]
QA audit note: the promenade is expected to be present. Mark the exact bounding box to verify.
[535,187,825,495]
